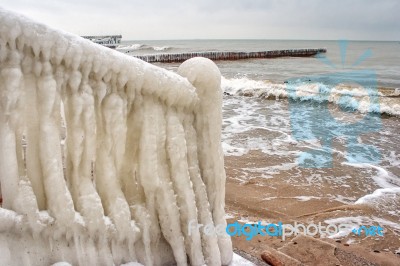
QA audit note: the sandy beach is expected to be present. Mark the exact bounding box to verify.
[224,146,400,265]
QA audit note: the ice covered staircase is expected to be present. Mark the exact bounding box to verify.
[0,8,232,266]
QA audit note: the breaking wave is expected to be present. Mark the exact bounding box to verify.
[117,43,171,53]
[221,77,400,117]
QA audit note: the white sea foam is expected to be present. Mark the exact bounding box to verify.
[222,76,287,98]
[153,46,170,51]
[221,95,297,157]
[117,44,171,53]
[355,187,400,205]
[324,216,400,238]
[221,77,400,117]
[337,162,400,217]
[383,151,400,168]
[263,195,324,202]
[294,196,322,201]
[355,188,400,218]
[116,43,144,50]
[224,213,235,219]
[343,162,400,188]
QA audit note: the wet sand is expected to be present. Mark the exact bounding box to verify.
[224,150,400,265]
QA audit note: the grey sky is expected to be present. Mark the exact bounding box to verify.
[1,0,399,40]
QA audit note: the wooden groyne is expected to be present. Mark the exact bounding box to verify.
[132,48,327,63]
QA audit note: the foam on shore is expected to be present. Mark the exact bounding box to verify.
[222,76,400,117]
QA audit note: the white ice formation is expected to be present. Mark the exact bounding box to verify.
[0,8,232,266]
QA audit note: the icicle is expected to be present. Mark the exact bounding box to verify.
[37,61,75,227]
[95,92,135,242]
[23,52,47,210]
[63,69,105,236]
[137,96,163,265]
[165,107,204,265]
[154,102,188,266]
[0,48,23,210]
[183,113,222,265]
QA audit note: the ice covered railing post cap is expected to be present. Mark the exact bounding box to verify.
[178,57,221,92]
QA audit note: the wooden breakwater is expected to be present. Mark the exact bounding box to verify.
[132,48,327,63]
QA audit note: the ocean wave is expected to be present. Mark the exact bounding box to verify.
[152,46,170,51]
[355,187,400,219]
[116,43,144,51]
[117,44,171,53]
[221,77,400,117]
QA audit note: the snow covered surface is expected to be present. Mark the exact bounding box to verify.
[229,253,256,266]
[50,253,256,266]
[0,8,232,265]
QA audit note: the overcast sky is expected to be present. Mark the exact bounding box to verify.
[1,0,399,41]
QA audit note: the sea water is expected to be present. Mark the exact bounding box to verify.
[122,39,400,235]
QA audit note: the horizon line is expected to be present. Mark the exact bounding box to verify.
[119,38,399,42]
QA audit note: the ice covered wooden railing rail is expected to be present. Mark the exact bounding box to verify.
[0,8,232,266]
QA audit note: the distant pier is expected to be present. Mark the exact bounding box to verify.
[132,48,327,63]
[81,35,122,49]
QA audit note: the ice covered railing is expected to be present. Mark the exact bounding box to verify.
[0,8,232,266]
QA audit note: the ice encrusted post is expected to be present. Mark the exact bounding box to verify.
[0,8,232,266]
[178,58,233,265]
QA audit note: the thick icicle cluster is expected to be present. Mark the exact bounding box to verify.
[0,8,232,266]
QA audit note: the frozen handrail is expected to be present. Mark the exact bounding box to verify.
[0,8,232,266]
